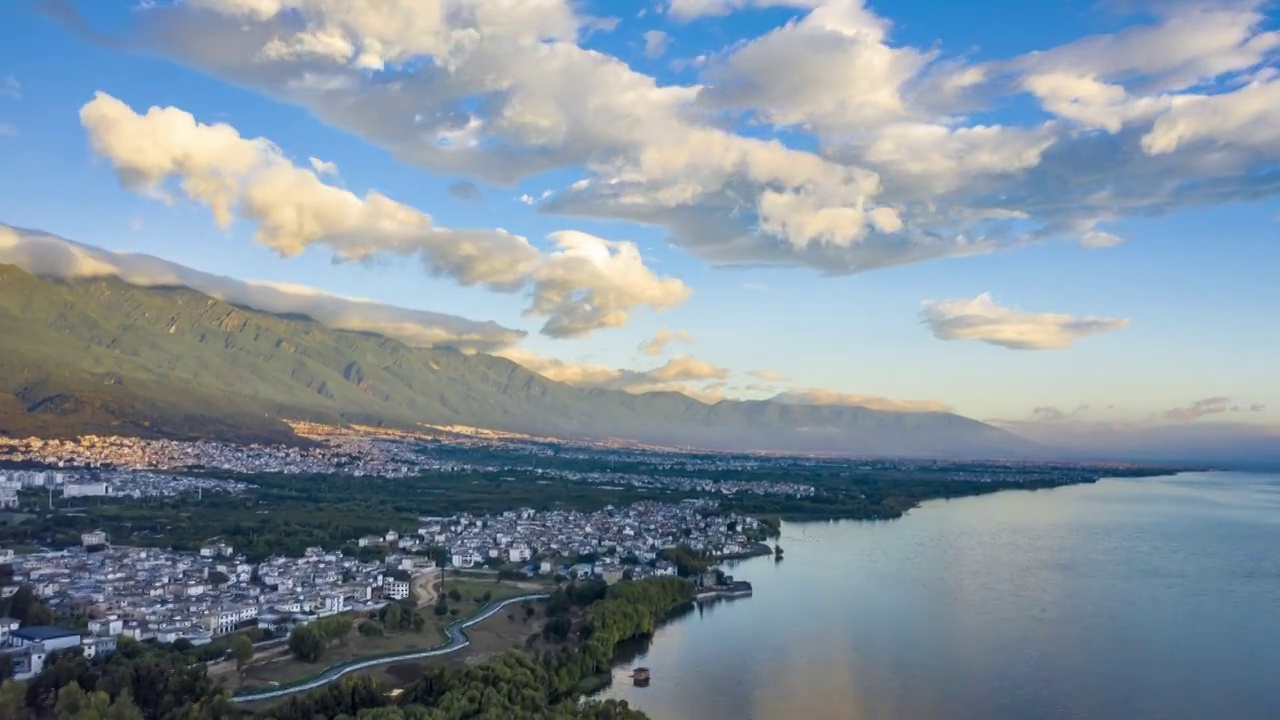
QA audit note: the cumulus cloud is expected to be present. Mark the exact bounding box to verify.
[79,92,688,338]
[52,0,1280,279]
[496,348,728,400]
[0,222,523,353]
[528,231,693,338]
[921,293,1130,350]
[772,389,952,413]
[748,369,788,382]
[639,328,693,356]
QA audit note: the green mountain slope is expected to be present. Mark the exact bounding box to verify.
[0,264,1032,456]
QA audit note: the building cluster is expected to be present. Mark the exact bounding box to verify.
[0,495,765,680]
[0,543,425,679]
[0,469,250,501]
[412,500,767,581]
[0,433,468,477]
[528,468,815,498]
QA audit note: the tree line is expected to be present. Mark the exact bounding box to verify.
[264,577,694,720]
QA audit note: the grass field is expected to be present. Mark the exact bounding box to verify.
[229,576,553,692]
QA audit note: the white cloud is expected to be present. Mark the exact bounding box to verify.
[639,328,693,356]
[1081,228,1125,249]
[496,348,728,400]
[0,124,16,138]
[666,0,823,21]
[0,76,18,99]
[529,231,693,338]
[1004,4,1280,95]
[51,0,1280,280]
[748,368,787,382]
[643,30,671,59]
[308,156,339,176]
[772,388,951,413]
[80,92,688,338]
[699,1,932,134]
[1142,79,1280,154]
[921,293,1130,350]
[0,223,523,352]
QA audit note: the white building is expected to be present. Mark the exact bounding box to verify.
[0,490,18,510]
[64,482,110,498]
[81,530,108,547]
[0,549,14,564]
[451,551,482,568]
[88,617,124,637]
[383,580,410,600]
[320,595,345,615]
[208,605,258,635]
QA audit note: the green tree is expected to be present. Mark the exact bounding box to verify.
[384,602,402,631]
[0,680,33,720]
[231,634,254,672]
[289,625,326,663]
[447,588,462,602]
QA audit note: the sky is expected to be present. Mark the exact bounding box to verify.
[0,0,1278,456]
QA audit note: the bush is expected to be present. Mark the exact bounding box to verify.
[358,620,384,637]
[433,602,448,617]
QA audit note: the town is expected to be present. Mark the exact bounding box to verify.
[0,468,251,507]
[1,498,768,680]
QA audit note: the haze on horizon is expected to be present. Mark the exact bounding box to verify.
[0,0,1277,461]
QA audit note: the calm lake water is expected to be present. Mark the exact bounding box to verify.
[597,472,1280,720]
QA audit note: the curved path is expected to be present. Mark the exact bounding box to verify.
[231,593,549,703]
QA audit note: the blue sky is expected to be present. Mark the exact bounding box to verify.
[1,0,1278,452]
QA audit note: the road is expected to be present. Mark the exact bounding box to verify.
[230,593,549,703]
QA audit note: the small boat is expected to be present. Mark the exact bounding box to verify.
[632,667,651,686]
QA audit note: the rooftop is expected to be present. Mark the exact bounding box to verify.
[12,625,82,641]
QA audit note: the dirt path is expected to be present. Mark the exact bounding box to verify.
[412,572,441,608]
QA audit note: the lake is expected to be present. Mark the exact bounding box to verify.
[597,472,1280,720]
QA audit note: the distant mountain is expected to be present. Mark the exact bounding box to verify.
[0,263,1034,457]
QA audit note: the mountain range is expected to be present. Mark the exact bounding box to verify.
[0,260,1033,457]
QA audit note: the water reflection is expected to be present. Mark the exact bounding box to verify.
[597,473,1280,720]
